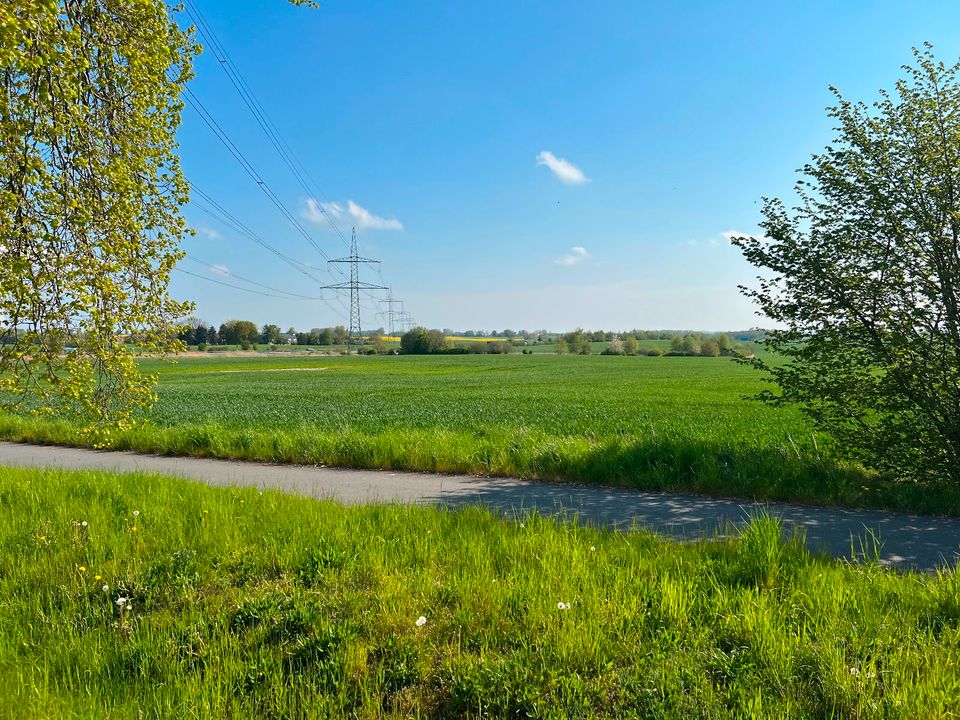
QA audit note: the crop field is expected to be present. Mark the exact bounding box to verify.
[3,466,958,718]
[3,352,948,513]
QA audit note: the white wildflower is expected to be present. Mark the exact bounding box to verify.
[116,597,128,607]
[132,510,140,517]
[557,601,570,611]
[415,616,427,627]
[102,585,109,593]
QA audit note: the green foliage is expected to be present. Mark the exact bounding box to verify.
[563,328,593,354]
[2,466,959,717]
[734,45,960,485]
[217,320,259,346]
[0,0,196,429]
[400,327,447,354]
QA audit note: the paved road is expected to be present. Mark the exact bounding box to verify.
[2,440,958,571]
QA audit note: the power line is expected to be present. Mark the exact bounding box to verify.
[176,2,404,324]
[181,0,351,250]
[181,89,342,270]
[174,267,320,300]
[188,183,348,317]
[183,254,330,300]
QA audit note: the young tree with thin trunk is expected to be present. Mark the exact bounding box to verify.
[733,45,960,485]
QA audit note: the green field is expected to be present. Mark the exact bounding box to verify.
[3,466,958,718]
[2,353,952,514]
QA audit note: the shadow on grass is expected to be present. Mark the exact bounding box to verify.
[527,437,960,518]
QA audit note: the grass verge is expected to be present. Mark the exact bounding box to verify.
[1,467,958,717]
[2,411,960,517]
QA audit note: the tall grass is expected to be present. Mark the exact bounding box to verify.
[1,467,958,717]
[3,354,957,514]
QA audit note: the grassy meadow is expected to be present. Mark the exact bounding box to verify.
[2,466,959,718]
[2,352,956,514]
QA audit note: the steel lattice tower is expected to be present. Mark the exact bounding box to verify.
[379,291,404,336]
[321,228,387,352]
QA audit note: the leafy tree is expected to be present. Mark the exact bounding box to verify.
[332,325,349,345]
[701,339,721,358]
[426,329,448,353]
[623,335,640,355]
[733,45,960,484]
[554,337,568,354]
[564,328,592,355]
[400,327,431,354]
[260,324,283,345]
[0,0,196,427]
[218,320,258,346]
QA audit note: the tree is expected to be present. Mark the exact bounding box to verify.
[733,45,960,485]
[426,330,448,353]
[701,339,721,357]
[332,325,349,345]
[623,335,640,355]
[400,327,431,354]
[564,328,592,355]
[603,336,625,355]
[0,0,196,428]
[260,324,283,345]
[218,320,258,346]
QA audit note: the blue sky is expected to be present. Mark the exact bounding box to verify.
[174,0,960,332]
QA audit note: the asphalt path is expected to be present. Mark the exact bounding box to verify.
[2,440,958,571]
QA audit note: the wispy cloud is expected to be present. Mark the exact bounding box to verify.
[196,226,222,240]
[210,264,230,276]
[303,198,403,231]
[555,246,589,267]
[721,229,769,243]
[536,151,589,185]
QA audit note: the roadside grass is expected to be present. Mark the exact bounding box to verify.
[3,353,958,515]
[2,467,959,718]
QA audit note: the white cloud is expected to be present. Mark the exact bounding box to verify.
[196,226,222,240]
[210,264,230,276]
[555,245,589,267]
[303,198,402,231]
[536,151,589,185]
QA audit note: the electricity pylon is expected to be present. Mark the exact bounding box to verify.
[321,227,387,352]
[379,291,404,336]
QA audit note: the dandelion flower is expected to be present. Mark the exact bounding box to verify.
[102,585,110,593]
[81,521,88,527]
[557,602,570,611]
[130,526,137,533]
[78,566,86,573]
[590,546,596,552]
[132,510,140,517]
[415,616,427,627]
[116,597,127,607]
[94,574,102,581]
